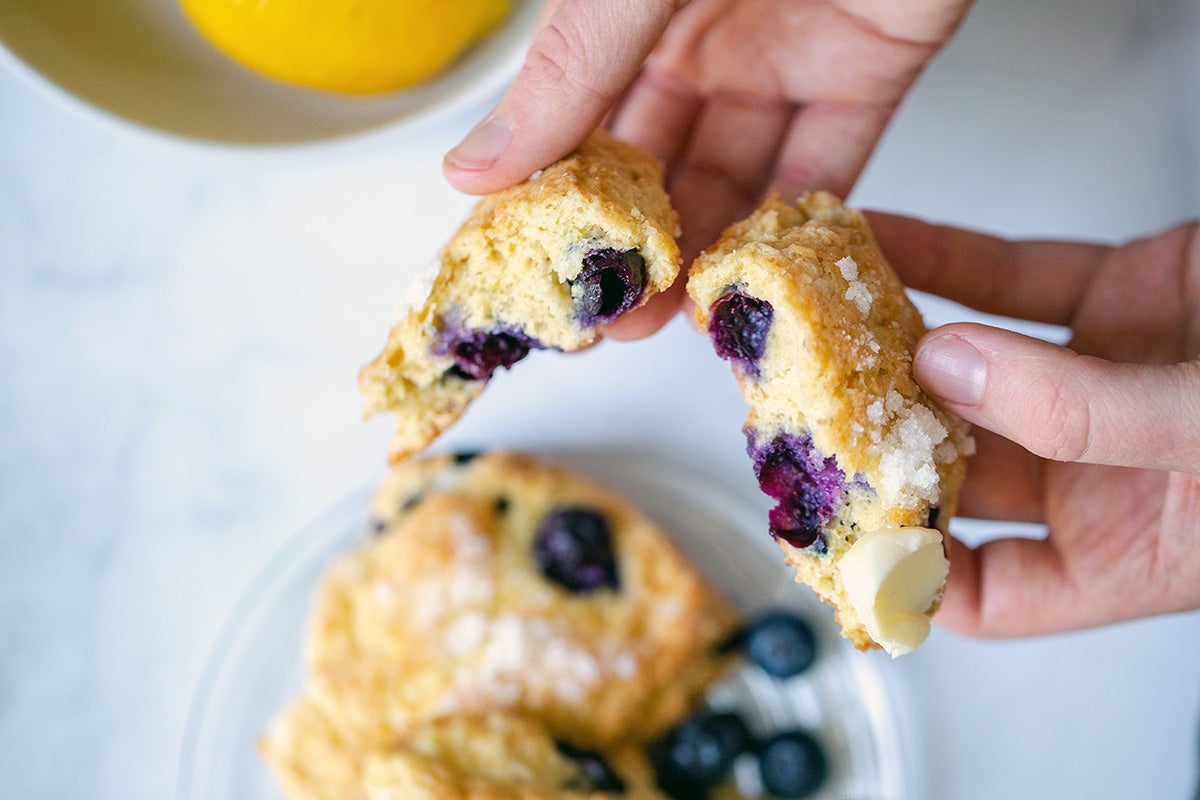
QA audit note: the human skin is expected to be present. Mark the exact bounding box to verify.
[442,0,1200,636]
[868,213,1200,637]
[443,0,972,337]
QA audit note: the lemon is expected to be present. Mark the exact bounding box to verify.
[180,0,510,95]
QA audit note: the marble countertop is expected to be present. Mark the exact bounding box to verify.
[2,0,1199,798]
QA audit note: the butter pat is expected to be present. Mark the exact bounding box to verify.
[837,527,949,657]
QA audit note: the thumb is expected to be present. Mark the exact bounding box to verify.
[914,323,1200,475]
[443,0,678,194]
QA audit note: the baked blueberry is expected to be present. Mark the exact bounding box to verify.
[741,610,818,679]
[533,508,620,593]
[748,431,845,552]
[649,711,751,797]
[758,730,828,798]
[435,327,543,382]
[708,290,773,379]
[572,247,646,325]
[556,741,627,794]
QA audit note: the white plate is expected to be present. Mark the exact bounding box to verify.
[0,0,541,146]
[177,449,921,799]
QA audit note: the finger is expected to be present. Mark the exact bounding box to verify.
[601,276,687,340]
[670,94,794,259]
[609,63,703,174]
[866,212,1109,325]
[954,428,1044,523]
[444,0,679,194]
[770,102,893,201]
[937,535,1080,637]
[914,323,1200,474]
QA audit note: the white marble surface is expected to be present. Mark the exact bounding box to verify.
[2,0,1199,798]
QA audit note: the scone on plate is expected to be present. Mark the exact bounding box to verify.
[261,452,738,799]
[687,192,973,656]
[361,712,668,800]
[360,132,681,462]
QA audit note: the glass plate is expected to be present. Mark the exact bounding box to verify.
[177,449,921,799]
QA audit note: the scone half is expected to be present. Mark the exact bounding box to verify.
[361,131,681,462]
[688,192,973,655]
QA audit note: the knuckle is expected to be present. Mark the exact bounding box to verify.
[1025,369,1093,462]
[525,22,573,87]
[523,22,615,105]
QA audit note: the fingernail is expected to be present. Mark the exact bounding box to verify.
[445,115,512,171]
[915,334,987,406]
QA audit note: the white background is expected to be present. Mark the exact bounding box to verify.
[2,0,1199,797]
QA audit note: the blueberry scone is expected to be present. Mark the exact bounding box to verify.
[687,192,973,656]
[361,712,667,800]
[261,452,737,799]
[360,132,681,462]
[262,704,668,800]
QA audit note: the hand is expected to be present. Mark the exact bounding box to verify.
[867,212,1200,637]
[444,0,972,337]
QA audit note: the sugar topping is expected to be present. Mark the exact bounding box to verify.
[398,250,443,314]
[434,613,631,714]
[837,256,873,316]
[871,390,952,508]
[448,510,491,561]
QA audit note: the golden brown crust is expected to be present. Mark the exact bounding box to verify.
[360,132,680,462]
[687,192,972,650]
[261,452,737,799]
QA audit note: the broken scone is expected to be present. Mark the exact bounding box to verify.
[687,192,973,656]
[360,131,681,462]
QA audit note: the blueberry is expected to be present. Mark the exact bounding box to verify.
[556,741,627,794]
[758,730,828,798]
[493,496,510,516]
[533,508,619,593]
[452,450,482,464]
[708,290,774,379]
[926,505,941,528]
[571,247,646,325]
[649,711,752,798]
[747,431,845,552]
[741,611,817,678]
[436,327,542,381]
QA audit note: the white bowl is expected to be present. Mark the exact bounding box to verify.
[0,0,540,145]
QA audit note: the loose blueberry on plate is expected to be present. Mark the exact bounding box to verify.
[649,711,752,798]
[533,508,620,593]
[556,741,627,794]
[571,247,646,325]
[740,610,818,679]
[758,730,828,799]
[708,289,774,379]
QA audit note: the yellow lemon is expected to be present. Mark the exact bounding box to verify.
[180,0,511,95]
